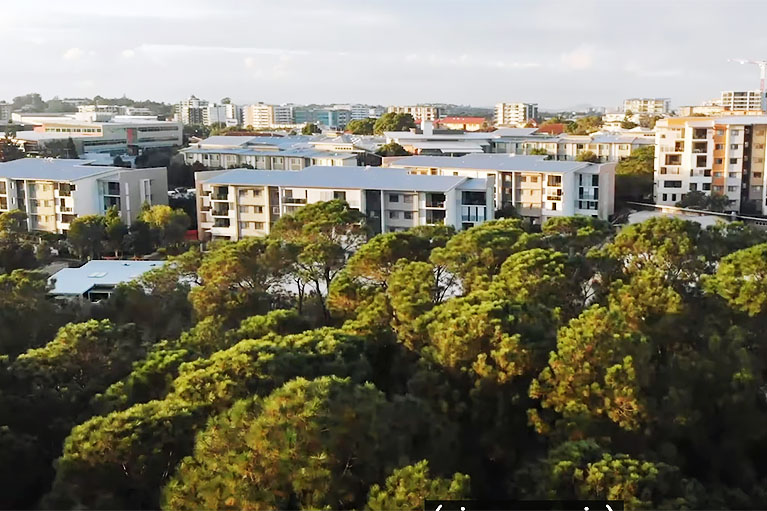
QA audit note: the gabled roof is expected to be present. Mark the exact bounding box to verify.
[0,158,121,181]
[387,154,594,173]
[198,165,482,192]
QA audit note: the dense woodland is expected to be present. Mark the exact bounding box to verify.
[1,200,767,510]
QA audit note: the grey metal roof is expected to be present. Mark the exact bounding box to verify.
[180,147,356,160]
[0,158,120,181]
[49,260,164,296]
[199,165,478,192]
[195,135,313,149]
[388,154,592,173]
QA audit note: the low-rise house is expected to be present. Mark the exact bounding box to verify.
[195,166,493,241]
[48,260,164,301]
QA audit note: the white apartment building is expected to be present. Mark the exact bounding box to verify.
[623,98,671,115]
[196,166,493,240]
[350,104,383,120]
[203,104,241,127]
[0,158,168,234]
[654,116,767,214]
[175,95,209,125]
[387,105,441,121]
[0,102,11,122]
[180,135,358,169]
[518,134,653,162]
[495,103,539,127]
[385,153,615,222]
[720,91,766,112]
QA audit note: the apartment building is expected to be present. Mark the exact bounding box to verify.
[195,166,493,240]
[495,103,538,127]
[293,107,351,129]
[623,98,671,115]
[174,95,209,125]
[517,134,653,162]
[0,158,168,233]
[349,104,384,120]
[720,91,766,113]
[385,153,615,222]
[242,103,295,129]
[654,116,767,214]
[387,105,441,121]
[0,102,10,122]
[180,135,358,169]
[203,104,241,127]
[8,115,183,155]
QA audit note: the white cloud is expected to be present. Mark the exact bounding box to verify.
[62,47,84,60]
[121,49,136,59]
[560,45,595,70]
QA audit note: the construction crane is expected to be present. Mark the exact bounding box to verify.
[729,58,767,112]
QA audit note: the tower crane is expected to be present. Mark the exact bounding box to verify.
[729,59,767,112]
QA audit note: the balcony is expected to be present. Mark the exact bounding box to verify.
[425,193,446,208]
[283,197,307,205]
[461,205,486,222]
[212,205,230,217]
[425,210,446,225]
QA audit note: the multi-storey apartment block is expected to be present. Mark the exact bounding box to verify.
[0,102,10,123]
[517,134,653,162]
[720,91,766,113]
[180,135,358,169]
[174,95,209,125]
[385,154,615,222]
[654,116,767,214]
[195,166,493,241]
[623,98,670,115]
[387,105,441,122]
[0,159,168,233]
[495,103,538,127]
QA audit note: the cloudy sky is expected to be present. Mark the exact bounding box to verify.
[4,0,767,109]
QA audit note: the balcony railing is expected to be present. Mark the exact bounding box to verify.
[426,200,445,208]
[282,197,307,204]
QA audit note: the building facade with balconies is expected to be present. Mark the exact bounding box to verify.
[384,153,615,223]
[0,159,168,234]
[654,116,767,214]
[195,166,493,241]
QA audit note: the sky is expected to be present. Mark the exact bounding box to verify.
[4,0,767,109]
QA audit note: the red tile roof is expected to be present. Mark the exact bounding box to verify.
[435,116,487,124]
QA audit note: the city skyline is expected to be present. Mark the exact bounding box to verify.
[5,0,767,109]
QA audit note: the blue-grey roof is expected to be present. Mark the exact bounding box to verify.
[180,146,356,160]
[199,165,478,192]
[195,135,313,149]
[388,154,593,173]
[49,260,165,296]
[0,158,119,181]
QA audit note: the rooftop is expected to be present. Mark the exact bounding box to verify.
[49,260,165,296]
[198,165,483,192]
[387,154,595,173]
[0,158,121,181]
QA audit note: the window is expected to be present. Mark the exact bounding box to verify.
[728,186,738,192]
[715,158,723,165]
[731,129,740,136]
[664,180,682,188]
[388,194,399,202]
[547,175,562,186]
[754,172,763,179]
[404,211,413,220]
[671,194,677,202]
[140,179,152,206]
[729,172,738,178]
[702,183,711,191]
[239,205,251,214]
[731,144,739,150]
[716,129,725,136]
[690,183,698,191]
[403,195,413,204]
[253,189,262,196]
[696,155,707,167]
[756,143,765,149]
[530,176,538,183]
[254,222,265,229]
[730,158,738,164]
[255,206,264,214]
[715,144,724,150]
[333,191,346,201]
[388,211,400,219]
[662,193,668,201]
